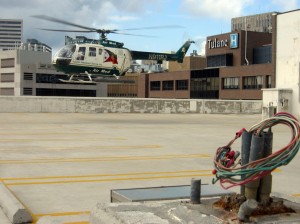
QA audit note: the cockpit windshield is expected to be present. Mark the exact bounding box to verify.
[56,45,76,58]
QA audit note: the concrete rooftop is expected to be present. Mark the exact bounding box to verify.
[0,113,299,223]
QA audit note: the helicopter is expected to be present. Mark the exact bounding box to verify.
[33,15,194,83]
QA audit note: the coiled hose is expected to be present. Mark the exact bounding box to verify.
[212,112,300,189]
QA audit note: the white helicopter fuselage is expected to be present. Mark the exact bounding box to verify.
[53,43,132,77]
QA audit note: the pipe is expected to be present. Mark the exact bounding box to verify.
[245,17,249,66]
[258,130,273,204]
[241,131,252,195]
[238,199,258,221]
[190,179,201,204]
[245,134,264,200]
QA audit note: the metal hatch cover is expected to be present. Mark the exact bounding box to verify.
[111,184,234,202]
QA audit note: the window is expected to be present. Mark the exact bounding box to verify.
[24,73,33,80]
[57,45,76,58]
[1,58,14,68]
[253,45,272,64]
[162,80,174,91]
[223,77,239,89]
[243,76,263,89]
[176,80,188,90]
[77,47,86,60]
[89,47,96,57]
[23,88,32,95]
[150,81,160,91]
[190,69,219,99]
[207,54,233,67]
[191,77,219,91]
[99,48,103,55]
[266,75,272,88]
[0,88,14,96]
[1,73,14,82]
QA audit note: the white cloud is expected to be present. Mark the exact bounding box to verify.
[110,16,139,22]
[0,0,161,50]
[272,0,298,11]
[192,36,206,55]
[180,0,254,19]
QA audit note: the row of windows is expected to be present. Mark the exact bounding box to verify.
[150,75,271,92]
[0,26,22,29]
[36,88,96,97]
[108,93,137,97]
[0,37,21,40]
[0,21,22,25]
[232,17,271,30]
[191,68,219,78]
[0,29,21,32]
[0,33,21,36]
[150,80,188,91]
[191,77,219,91]
[0,44,21,49]
[0,40,21,43]
[222,75,272,89]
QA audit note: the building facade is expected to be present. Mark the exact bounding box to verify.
[231,12,276,33]
[138,30,274,100]
[207,30,274,100]
[262,9,300,118]
[0,19,23,50]
[136,56,207,99]
[0,12,278,100]
[0,48,107,97]
[22,39,52,53]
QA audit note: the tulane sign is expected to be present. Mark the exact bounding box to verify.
[207,33,239,49]
[207,38,228,49]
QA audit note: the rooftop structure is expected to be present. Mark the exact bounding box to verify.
[231,12,277,33]
[0,19,23,50]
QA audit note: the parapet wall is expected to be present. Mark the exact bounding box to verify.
[0,96,262,114]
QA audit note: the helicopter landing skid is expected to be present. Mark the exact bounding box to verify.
[59,72,96,84]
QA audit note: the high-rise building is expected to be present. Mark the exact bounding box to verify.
[0,19,23,50]
[231,12,277,33]
[0,48,107,97]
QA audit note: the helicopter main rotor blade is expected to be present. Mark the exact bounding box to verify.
[32,15,97,32]
[121,25,184,31]
[38,28,95,33]
[32,15,184,38]
[111,31,157,38]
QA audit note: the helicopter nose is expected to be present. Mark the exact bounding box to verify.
[55,58,71,66]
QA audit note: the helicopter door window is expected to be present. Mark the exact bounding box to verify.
[98,49,103,55]
[89,47,96,57]
[77,47,86,60]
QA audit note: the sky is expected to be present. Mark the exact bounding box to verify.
[1,0,300,55]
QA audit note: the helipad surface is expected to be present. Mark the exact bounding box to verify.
[0,113,299,223]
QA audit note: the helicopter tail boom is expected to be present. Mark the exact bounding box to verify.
[130,40,194,63]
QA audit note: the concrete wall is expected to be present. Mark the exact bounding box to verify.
[276,10,300,118]
[262,88,293,119]
[0,96,262,114]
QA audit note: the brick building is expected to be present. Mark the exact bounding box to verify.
[139,29,273,100]
[207,30,274,100]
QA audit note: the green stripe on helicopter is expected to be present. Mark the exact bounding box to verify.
[53,64,122,76]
